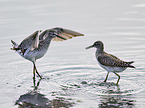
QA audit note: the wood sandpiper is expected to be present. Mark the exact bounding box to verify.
[86,41,135,85]
[11,27,84,79]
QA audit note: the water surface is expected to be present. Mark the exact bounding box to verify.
[0,0,145,107]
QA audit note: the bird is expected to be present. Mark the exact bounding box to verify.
[86,41,135,85]
[11,27,84,79]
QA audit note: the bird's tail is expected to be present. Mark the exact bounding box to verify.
[11,40,19,51]
[128,61,134,64]
[127,61,135,68]
[128,65,135,68]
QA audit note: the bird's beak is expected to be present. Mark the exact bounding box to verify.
[86,45,94,49]
[56,35,67,40]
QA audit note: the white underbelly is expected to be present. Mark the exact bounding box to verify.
[17,48,47,62]
[98,61,127,72]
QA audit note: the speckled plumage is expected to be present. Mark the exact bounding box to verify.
[11,27,84,79]
[86,41,135,85]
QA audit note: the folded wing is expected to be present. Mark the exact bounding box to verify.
[98,54,135,68]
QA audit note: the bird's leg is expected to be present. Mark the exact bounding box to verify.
[33,77,42,91]
[104,72,109,82]
[33,62,42,79]
[37,78,41,87]
[114,72,120,85]
[33,63,36,86]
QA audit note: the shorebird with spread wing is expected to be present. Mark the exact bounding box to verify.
[11,27,84,79]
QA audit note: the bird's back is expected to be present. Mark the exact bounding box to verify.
[97,52,135,68]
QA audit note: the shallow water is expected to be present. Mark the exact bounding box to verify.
[0,0,145,108]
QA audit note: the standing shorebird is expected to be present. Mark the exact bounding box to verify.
[86,41,135,85]
[11,27,84,79]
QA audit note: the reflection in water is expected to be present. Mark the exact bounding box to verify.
[51,97,74,108]
[15,79,51,108]
[15,91,51,108]
[15,79,74,108]
[98,83,135,108]
[99,95,135,108]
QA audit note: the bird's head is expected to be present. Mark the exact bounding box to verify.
[86,41,104,51]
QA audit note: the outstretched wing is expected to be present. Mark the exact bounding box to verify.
[29,30,41,51]
[97,54,134,68]
[18,30,41,50]
[39,27,84,41]
[52,27,84,41]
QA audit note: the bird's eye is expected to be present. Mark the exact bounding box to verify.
[95,43,98,45]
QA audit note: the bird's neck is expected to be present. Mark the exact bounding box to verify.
[43,35,53,44]
[38,36,52,49]
[96,48,103,53]
[96,49,104,57]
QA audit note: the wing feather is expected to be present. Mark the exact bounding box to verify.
[37,27,84,42]
[18,30,41,49]
[30,30,41,51]
[97,54,133,67]
[52,27,84,41]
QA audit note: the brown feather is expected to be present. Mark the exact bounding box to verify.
[52,28,84,41]
[97,53,135,68]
